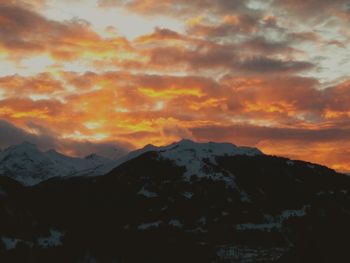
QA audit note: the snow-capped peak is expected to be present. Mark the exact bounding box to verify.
[114,139,262,169]
[111,139,262,183]
[2,141,40,155]
[150,139,262,182]
[0,140,262,186]
[159,139,262,158]
[0,142,50,166]
[0,142,116,186]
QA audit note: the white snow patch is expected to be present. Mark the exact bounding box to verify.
[1,237,20,250]
[138,187,158,198]
[137,221,162,230]
[236,206,310,232]
[0,142,117,185]
[160,205,168,211]
[217,245,288,262]
[286,160,294,166]
[37,229,64,248]
[168,219,183,228]
[239,190,252,203]
[186,227,208,233]
[236,223,280,231]
[279,208,307,220]
[182,191,194,199]
[157,139,261,182]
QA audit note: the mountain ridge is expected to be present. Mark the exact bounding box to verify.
[0,141,115,185]
[0,139,265,185]
[0,144,349,262]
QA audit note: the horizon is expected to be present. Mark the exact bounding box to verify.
[2,138,349,175]
[0,0,350,172]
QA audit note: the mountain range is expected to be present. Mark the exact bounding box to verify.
[0,142,116,185]
[0,139,262,185]
[0,140,349,262]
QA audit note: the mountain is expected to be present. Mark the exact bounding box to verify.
[0,139,262,186]
[0,140,349,262]
[113,139,262,179]
[0,142,116,185]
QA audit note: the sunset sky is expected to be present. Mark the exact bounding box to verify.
[0,0,350,171]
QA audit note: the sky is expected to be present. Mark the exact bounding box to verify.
[0,0,349,171]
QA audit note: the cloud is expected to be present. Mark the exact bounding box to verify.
[98,0,249,16]
[0,119,132,158]
[0,73,64,98]
[186,13,260,37]
[0,0,349,172]
[0,69,350,170]
[236,57,315,74]
[273,0,350,18]
[191,124,350,172]
[0,2,132,62]
[132,31,314,75]
[191,124,350,145]
[240,36,299,55]
[0,119,56,150]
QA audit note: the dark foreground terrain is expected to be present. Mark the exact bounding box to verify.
[0,151,349,262]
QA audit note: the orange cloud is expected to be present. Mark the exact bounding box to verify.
[98,0,249,16]
[0,73,64,97]
[0,2,134,65]
[0,0,349,173]
[1,69,350,171]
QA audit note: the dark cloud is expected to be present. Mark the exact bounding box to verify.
[241,36,298,55]
[141,42,314,74]
[0,0,348,171]
[236,57,315,74]
[287,32,322,43]
[0,119,56,150]
[186,13,260,38]
[0,2,126,60]
[98,0,250,16]
[61,140,132,159]
[0,119,132,158]
[191,124,350,145]
[273,0,350,18]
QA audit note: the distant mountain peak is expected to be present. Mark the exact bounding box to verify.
[84,153,102,159]
[45,149,62,155]
[110,139,263,186]
[150,139,262,181]
[18,141,36,147]
[0,142,118,185]
[0,140,262,186]
[5,141,39,152]
[157,139,262,156]
[84,153,112,164]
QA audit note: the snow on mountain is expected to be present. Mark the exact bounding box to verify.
[140,139,262,181]
[160,139,262,157]
[0,142,115,185]
[1,139,349,262]
[0,139,262,186]
[114,139,261,171]
[103,139,262,200]
[158,138,261,160]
